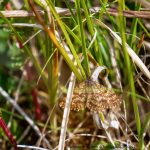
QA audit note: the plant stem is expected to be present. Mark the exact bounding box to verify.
[0,114,21,150]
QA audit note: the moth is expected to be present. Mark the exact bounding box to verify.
[59,78,122,113]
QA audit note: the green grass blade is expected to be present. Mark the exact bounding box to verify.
[98,0,117,31]
[44,0,86,80]
[64,0,78,24]
[137,20,150,38]
[140,111,150,138]
[127,3,141,48]
[63,23,82,45]
[139,111,150,149]
[80,0,104,66]
[126,6,150,38]
[44,11,54,104]
[98,0,108,21]
[25,0,46,58]
[75,0,90,75]
[118,0,141,140]
[33,0,46,10]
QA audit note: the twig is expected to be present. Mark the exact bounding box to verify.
[115,112,139,142]
[72,115,90,135]
[54,133,137,149]
[119,64,150,100]
[0,86,52,150]
[1,8,150,18]
[17,125,31,143]
[101,120,116,148]
[128,113,148,128]
[7,71,25,129]
[137,79,150,99]
[58,72,76,150]
[17,145,49,150]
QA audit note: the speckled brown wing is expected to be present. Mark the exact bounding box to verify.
[59,81,87,111]
[86,81,122,113]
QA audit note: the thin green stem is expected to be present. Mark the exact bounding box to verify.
[118,1,142,148]
[75,0,90,75]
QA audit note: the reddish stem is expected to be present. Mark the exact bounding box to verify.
[0,116,21,150]
[25,62,43,131]
[6,3,43,131]
[16,37,24,49]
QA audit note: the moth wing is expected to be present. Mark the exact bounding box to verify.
[59,82,87,111]
[86,81,122,113]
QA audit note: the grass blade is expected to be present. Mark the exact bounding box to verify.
[75,0,90,75]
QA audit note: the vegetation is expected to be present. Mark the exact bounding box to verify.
[0,0,150,149]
